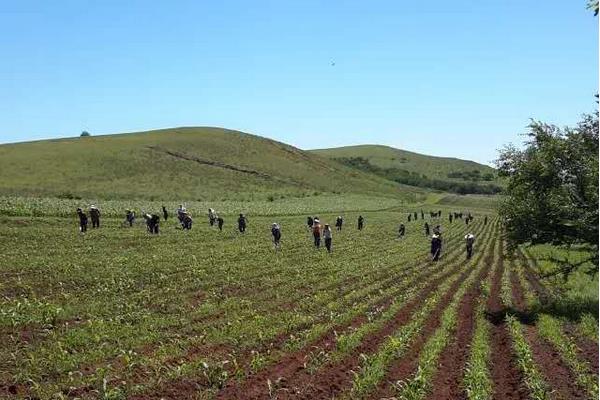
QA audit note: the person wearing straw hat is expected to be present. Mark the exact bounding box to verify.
[335,216,343,231]
[182,212,193,230]
[431,233,442,261]
[465,233,475,259]
[312,218,322,248]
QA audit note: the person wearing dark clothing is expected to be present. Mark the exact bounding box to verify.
[77,208,88,233]
[449,214,453,223]
[238,214,247,233]
[144,213,160,234]
[421,210,424,220]
[424,222,430,236]
[465,217,469,225]
[177,205,186,225]
[398,223,405,237]
[408,214,412,222]
[162,206,168,221]
[357,215,364,230]
[414,212,418,220]
[271,223,281,249]
[323,224,333,252]
[307,216,314,230]
[335,216,343,231]
[484,215,488,225]
[217,216,224,231]
[126,210,135,227]
[431,234,442,261]
[89,206,100,228]
[465,233,475,259]
[182,213,193,230]
[208,209,217,226]
[312,219,322,248]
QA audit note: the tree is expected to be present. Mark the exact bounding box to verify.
[588,0,599,16]
[80,131,91,137]
[496,112,599,274]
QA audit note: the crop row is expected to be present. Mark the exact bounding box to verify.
[134,218,494,398]
[1,213,491,398]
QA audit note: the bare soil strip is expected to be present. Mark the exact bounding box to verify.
[217,260,472,399]
[510,269,588,400]
[428,238,498,399]
[488,246,529,400]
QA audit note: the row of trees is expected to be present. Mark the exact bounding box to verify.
[334,156,503,195]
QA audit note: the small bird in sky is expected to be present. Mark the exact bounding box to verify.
[331,61,336,66]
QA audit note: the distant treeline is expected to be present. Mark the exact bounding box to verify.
[335,157,503,195]
[447,169,495,181]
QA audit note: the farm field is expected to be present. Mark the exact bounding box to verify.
[0,201,597,400]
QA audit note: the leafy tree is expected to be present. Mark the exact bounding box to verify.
[80,131,91,137]
[496,112,599,274]
[588,0,599,16]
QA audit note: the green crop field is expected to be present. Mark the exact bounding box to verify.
[0,129,597,400]
[0,195,596,400]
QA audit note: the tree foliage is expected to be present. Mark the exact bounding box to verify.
[588,0,599,16]
[335,156,503,195]
[80,131,91,137]
[496,112,599,270]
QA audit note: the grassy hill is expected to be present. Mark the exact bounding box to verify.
[310,145,502,194]
[0,128,426,202]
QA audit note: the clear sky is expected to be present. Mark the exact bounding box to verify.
[1,0,597,165]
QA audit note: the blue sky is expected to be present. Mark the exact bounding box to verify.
[1,0,597,165]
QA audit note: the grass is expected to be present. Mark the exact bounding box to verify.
[0,194,408,218]
[0,127,427,202]
[523,244,598,319]
[436,194,501,211]
[514,248,598,399]
[310,144,497,183]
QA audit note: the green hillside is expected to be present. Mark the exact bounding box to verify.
[0,128,425,202]
[310,145,502,194]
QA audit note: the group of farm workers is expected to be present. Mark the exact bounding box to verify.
[76,205,479,260]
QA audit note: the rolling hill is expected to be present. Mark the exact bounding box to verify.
[310,145,502,194]
[0,127,424,201]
